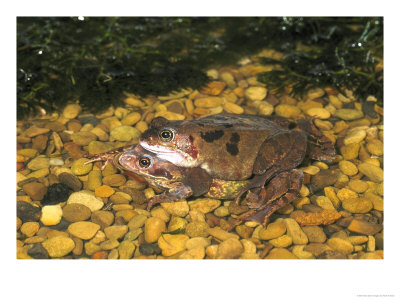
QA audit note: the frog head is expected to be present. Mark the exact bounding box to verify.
[139,117,199,167]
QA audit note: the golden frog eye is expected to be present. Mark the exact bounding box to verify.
[159,129,174,142]
[138,157,152,168]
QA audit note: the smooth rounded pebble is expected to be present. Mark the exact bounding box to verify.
[68,221,100,240]
[275,104,301,119]
[344,129,366,145]
[40,205,63,226]
[342,197,373,213]
[258,221,286,240]
[306,107,331,119]
[216,238,244,259]
[67,191,104,212]
[339,160,358,176]
[161,201,189,217]
[27,156,50,171]
[188,198,221,214]
[158,234,189,256]
[20,222,40,237]
[62,203,92,222]
[265,248,298,259]
[95,185,115,197]
[110,125,141,142]
[283,218,308,245]
[63,104,82,119]
[358,163,383,183]
[71,158,93,175]
[144,217,166,243]
[42,236,75,258]
[334,109,364,120]
[327,237,354,255]
[244,86,267,101]
[104,225,128,240]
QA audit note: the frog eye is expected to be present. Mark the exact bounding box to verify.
[159,129,174,142]
[138,156,152,168]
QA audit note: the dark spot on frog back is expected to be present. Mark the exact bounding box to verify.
[226,132,240,156]
[200,130,224,143]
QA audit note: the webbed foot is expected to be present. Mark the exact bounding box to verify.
[228,169,303,230]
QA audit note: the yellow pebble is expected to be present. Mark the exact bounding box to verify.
[223,102,244,114]
[95,185,115,198]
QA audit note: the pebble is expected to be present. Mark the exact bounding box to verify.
[179,247,206,259]
[67,191,104,211]
[41,183,70,205]
[167,216,188,232]
[49,158,64,166]
[275,104,301,119]
[62,203,92,222]
[194,97,224,108]
[364,192,383,211]
[338,160,358,176]
[347,236,368,245]
[188,198,221,214]
[185,221,210,238]
[258,101,274,115]
[121,112,141,126]
[258,220,286,240]
[269,235,292,248]
[265,248,298,259]
[71,158,93,175]
[95,185,115,197]
[90,127,108,141]
[104,225,128,240]
[58,172,82,192]
[158,234,189,256]
[344,129,366,145]
[100,239,120,250]
[283,218,308,245]
[235,225,253,239]
[334,109,364,120]
[342,197,373,213]
[304,243,331,257]
[358,163,383,183]
[336,188,358,201]
[87,141,114,155]
[22,182,47,201]
[42,236,75,258]
[21,222,40,237]
[24,126,50,138]
[148,208,168,223]
[32,135,48,153]
[201,81,226,95]
[110,192,132,204]
[84,241,101,256]
[214,206,230,217]
[310,169,340,192]
[87,170,102,191]
[315,196,336,211]
[216,238,244,259]
[27,243,49,259]
[307,107,331,119]
[207,226,239,241]
[244,86,267,101]
[327,237,354,255]
[139,243,161,256]
[63,103,82,119]
[223,102,244,114]
[302,165,320,175]
[26,168,50,179]
[366,139,383,156]
[323,187,340,208]
[17,201,41,222]
[186,237,211,250]
[302,225,327,243]
[340,143,360,160]
[292,245,315,259]
[68,221,100,240]
[347,219,383,235]
[144,217,166,243]
[102,174,126,187]
[161,201,189,217]
[110,125,141,141]
[27,156,50,171]
[127,214,148,231]
[70,131,97,146]
[40,205,63,226]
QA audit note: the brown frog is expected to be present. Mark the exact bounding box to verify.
[84,144,248,210]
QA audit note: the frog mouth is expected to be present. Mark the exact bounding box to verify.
[140,142,178,154]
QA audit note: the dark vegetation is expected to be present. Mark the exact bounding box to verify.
[17,17,383,119]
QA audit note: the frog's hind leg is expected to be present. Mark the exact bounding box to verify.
[229,169,303,229]
[234,130,307,204]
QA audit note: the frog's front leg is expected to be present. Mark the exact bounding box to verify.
[146,182,193,210]
[229,168,303,229]
[234,130,307,204]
